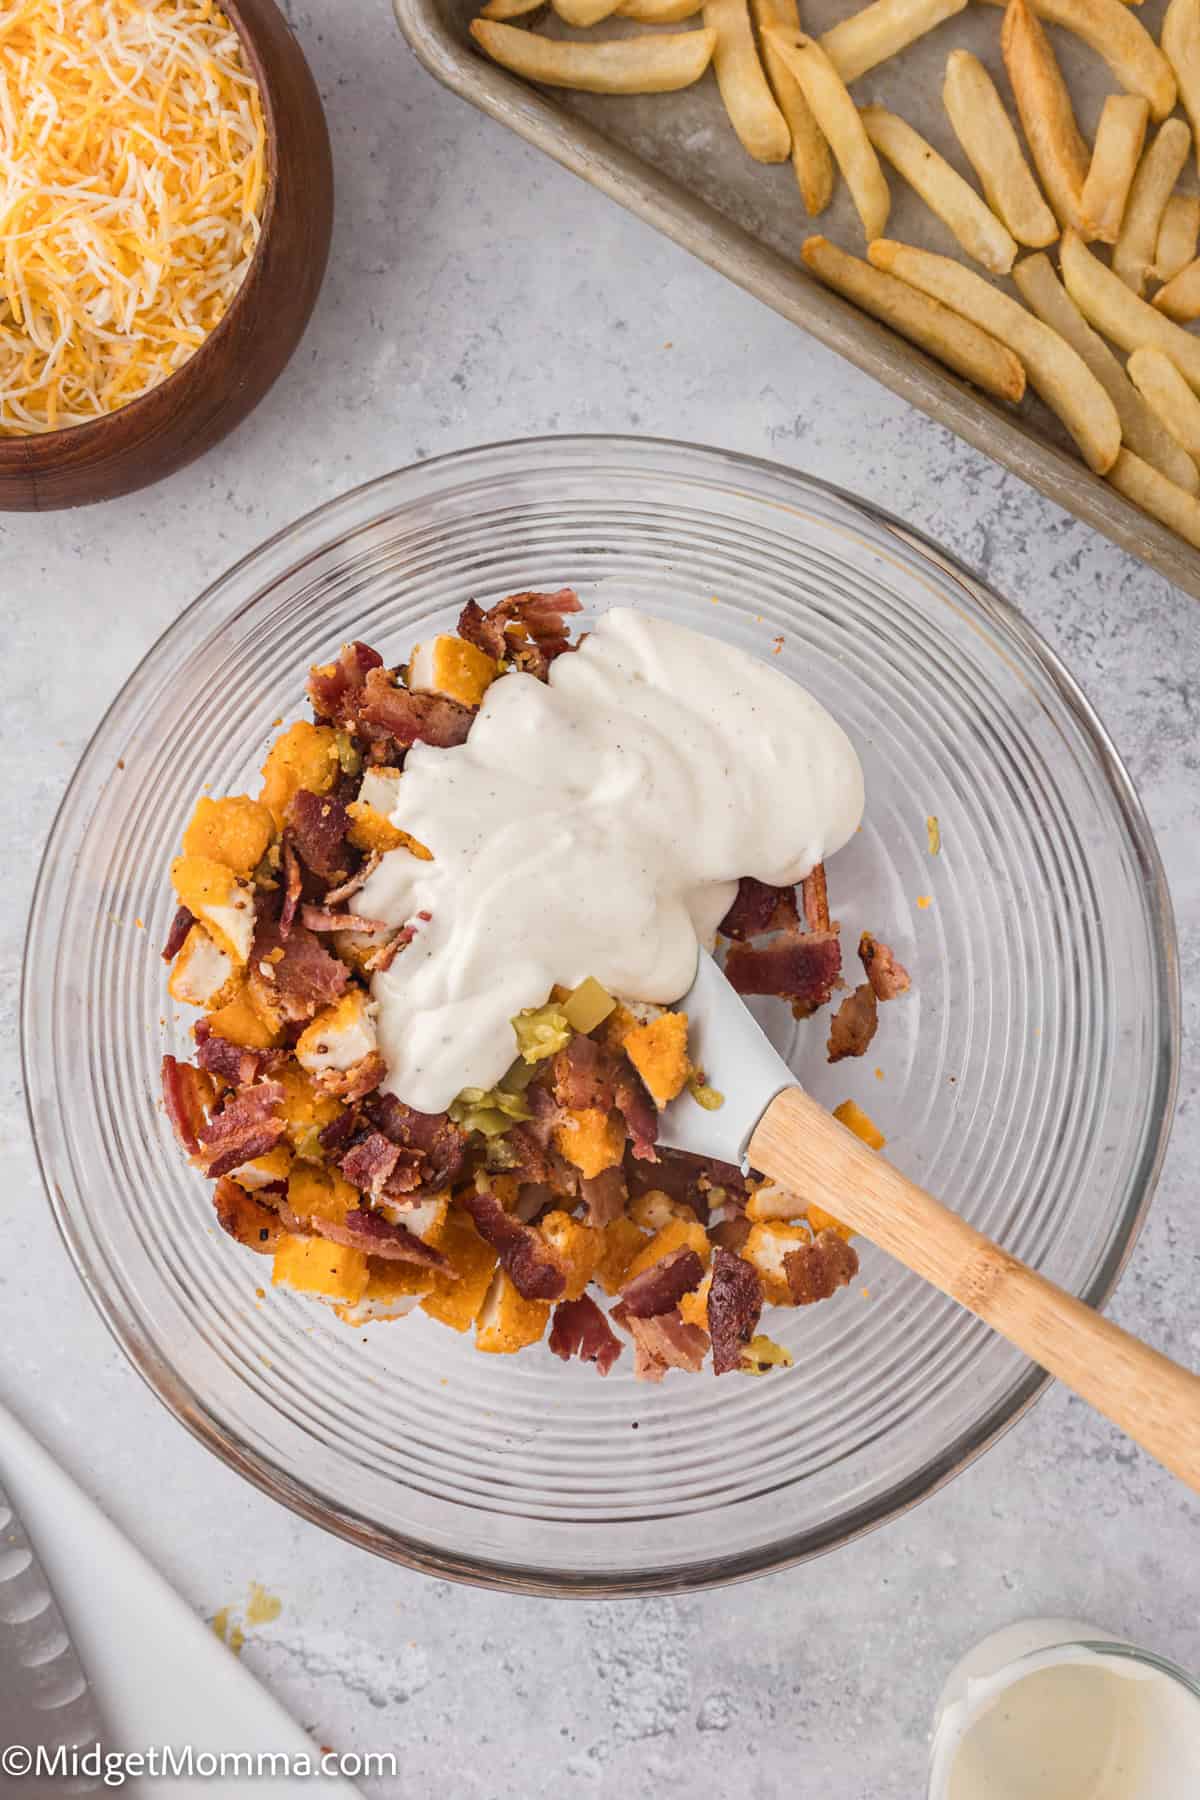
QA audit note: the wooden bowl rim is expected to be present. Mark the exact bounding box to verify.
[0,0,289,459]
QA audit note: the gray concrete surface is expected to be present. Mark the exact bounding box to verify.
[1,1,1198,1793]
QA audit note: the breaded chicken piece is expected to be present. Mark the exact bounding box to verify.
[743,1221,815,1306]
[553,1106,626,1178]
[475,1269,550,1354]
[623,1012,690,1106]
[408,635,497,709]
[182,795,273,878]
[272,1235,368,1304]
[259,720,340,829]
[538,1210,602,1300]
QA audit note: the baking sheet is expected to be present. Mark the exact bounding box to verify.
[395,0,1200,597]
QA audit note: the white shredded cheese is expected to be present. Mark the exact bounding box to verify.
[0,0,268,434]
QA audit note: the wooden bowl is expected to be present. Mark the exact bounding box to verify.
[0,0,333,511]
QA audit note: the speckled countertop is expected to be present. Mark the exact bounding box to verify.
[2,2,1199,1794]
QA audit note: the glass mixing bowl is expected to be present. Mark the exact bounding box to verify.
[22,437,1178,1595]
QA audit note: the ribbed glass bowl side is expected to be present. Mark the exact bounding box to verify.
[21,438,1179,1595]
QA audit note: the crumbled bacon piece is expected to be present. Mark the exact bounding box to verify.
[283,1202,449,1269]
[202,1081,283,1127]
[365,1095,467,1190]
[499,1120,552,1187]
[708,1212,752,1255]
[364,927,409,973]
[553,1033,618,1111]
[501,1113,578,1201]
[313,1051,387,1103]
[827,983,878,1063]
[339,1131,401,1200]
[702,1157,750,1203]
[549,1295,623,1374]
[784,1230,859,1305]
[625,1145,747,1220]
[718,876,800,941]
[458,588,582,679]
[251,917,348,1022]
[707,1247,764,1375]
[459,1189,566,1301]
[612,1303,709,1382]
[522,1080,561,1144]
[380,1149,429,1197]
[318,1109,358,1155]
[307,640,384,725]
[724,930,842,1010]
[547,1146,582,1201]
[456,601,505,663]
[514,1181,554,1223]
[615,1065,658,1162]
[620,1246,705,1318]
[194,1022,273,1088]
[357,667,474,749]
[196,1082,286,1179]
[213,1176,286,1255]
[280,833,302,940]
[859,932,911,1001]
[161,905,194,962]
[288,789,351,882]
[324,853,380,908]
[580,1164,627,1228]
[802,862,831,932]
[300,905,392,934]
[160,1055,213,1154]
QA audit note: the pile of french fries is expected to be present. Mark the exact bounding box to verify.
[470,0,1200,552]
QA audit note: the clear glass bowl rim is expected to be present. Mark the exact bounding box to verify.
[21,434,1181,1595]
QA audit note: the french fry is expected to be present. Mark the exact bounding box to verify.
[481,0,544,18]
[468,19,718,89]
[1001,0,1090,235]
[552,0,621,23]
[1079,95,1149,244]
[1127,346,1200,461]
[1154,193,1200,281]
[1113,119,1192,292]
[1013,252,1200,490]
[751,0,834,213]
[870,238,1121,471]
[802,235,1027,402]
[942,51,1057,249]
[1153,256,1200,318]
[617,0,702,22]
[1060,227,1200,392]
[704,0,790,162]
[763,29,889,238]
[981,0,1176,121]
[1162,0,1200,154]
[860,106,1017,272]
[820,0,966,87]
[1107,449,1200,547]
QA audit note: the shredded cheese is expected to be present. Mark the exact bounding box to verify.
[0,0,267,434]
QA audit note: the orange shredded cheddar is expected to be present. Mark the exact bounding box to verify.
[832,1098,886,1151]
[0,0,267,435]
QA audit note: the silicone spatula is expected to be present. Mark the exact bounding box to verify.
[660,949,1200,1493]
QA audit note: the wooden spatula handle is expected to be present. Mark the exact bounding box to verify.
[749,1086,1200,1494]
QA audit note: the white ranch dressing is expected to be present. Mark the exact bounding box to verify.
[354,607,864,1113]
[929,1620,1200,1800]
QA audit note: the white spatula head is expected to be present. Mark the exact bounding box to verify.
[657,948,796,1165]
